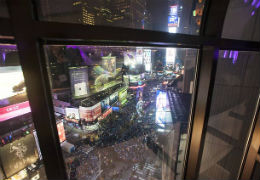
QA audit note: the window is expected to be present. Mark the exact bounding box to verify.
[222,0,260,41]
[1,0,260,179]
[0,45,47,180]
[36,0,205,34]
[198,51,260,180]
[44,45,197,180]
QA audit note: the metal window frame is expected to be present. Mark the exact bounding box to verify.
[0,0,259,179]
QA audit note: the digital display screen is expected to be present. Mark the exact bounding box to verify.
[65,108,80,123]
[124,51,145,74]
[129,74,141,83]
[119,88,127,104]
[109,92,118,105]
[79,103,101,122]
[57,121,66,143]
[69,67,89,99]
[88,65,121,94]
[0,66,31,121]
[102,108,112,119]
[0,134,39,178]
[155,91,172,127]
[101,56,116,75]
[143,49,151,72]
[168,15,178,27]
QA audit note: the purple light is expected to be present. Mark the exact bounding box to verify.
[223,50,228,58]
[244,0,248,3]
[214,49,219,60]
[229,51,233,58]
[2,52,6,63]
[251,11,255,16]
[252,0,257,6]
[232,51,239,64]
[66,45,92,64]
[256,0,260,8]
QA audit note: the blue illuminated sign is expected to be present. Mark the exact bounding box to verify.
[168,15,178,27]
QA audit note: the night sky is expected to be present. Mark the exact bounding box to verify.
[147,0,168,32]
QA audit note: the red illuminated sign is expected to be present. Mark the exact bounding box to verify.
[79,102,102,122]
[102,108,112,119]
[57,122,66,143]
[0,101,31,122]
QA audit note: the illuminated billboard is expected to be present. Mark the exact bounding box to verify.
[129,74,141,83]
[0,66,31,121]
[124,51,145,74]
[79,102,101,122]
[156,91,171,111]
[143,49,151,72]
[0,134,39,178]
[168,5,179,33]
[57,121,66,143]
[0,101,31,122]
[109,92,118,105]
[101,108,112,119]
[119,88,127,105]
[65,108,80,123]
[124,51,136,68]
[169,5,177,15]
[136,48,143,64]
[166,48,176,65]
[69,67,89,99]
[102,56,116,75]
[88,65,121,93]
[168,15,178,27]
[155,91,172,127]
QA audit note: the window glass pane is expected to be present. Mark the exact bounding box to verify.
[44,45,198,180]
[0,45,47,180]
[198,51,260,180]
[222,0,260,41]
[0,0,9,17]
[37,0,205,35]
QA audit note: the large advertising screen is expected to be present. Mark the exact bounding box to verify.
[166,48,176,65]
[0,66,31,121]
[88,65,121,94]
[143,49,151,72]
[57,121,66,143]
[79,102,101,122]
[129,74,141,83]
[136,48,143,64]
[156,91,171,111]
[0,134,39,178]
[124,51,144,74]
[109,92,118,105]
[119,88,127,105]
[101,56,116,75]
[69,67,89,99]
[65,108,80,123]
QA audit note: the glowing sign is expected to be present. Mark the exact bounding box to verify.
[168,16,178,27]
[143,49,151,72]
[57,121,66,143]
[166,48,176,65]
[0,101,31,122]
[169,5,177,15]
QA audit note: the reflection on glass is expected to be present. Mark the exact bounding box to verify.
[198,51,260,180]
[37,0,205,34]
[45,45,197,180]
[0,45,47,180]
[222,0,260,41]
